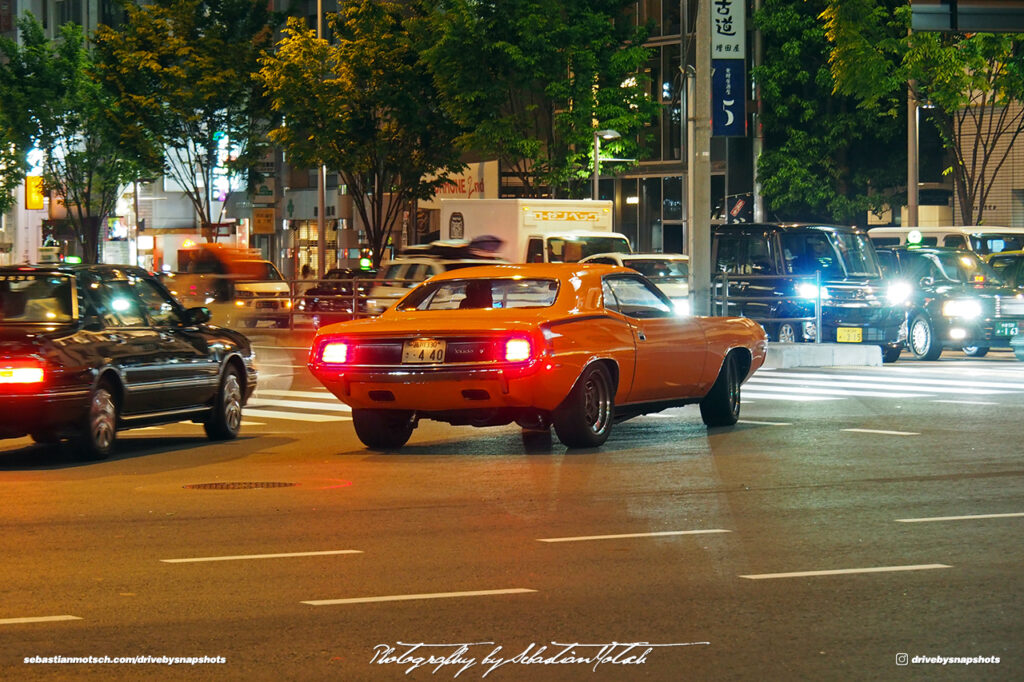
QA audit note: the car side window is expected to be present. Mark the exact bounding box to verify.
[603,276,673,318]
[95,281,147,327]
[131,276,182,326]
[526,239,544,263]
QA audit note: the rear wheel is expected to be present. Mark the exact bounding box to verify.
[351,409,415,450]
[881,345,901,363]
[205,366,243,440]
[74,381,118,460]
[962,345,989,358]
[700,353,741,427]
[774,322,798,343]
[553,364,614,448]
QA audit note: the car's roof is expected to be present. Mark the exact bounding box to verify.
[986,250,1024,258]
[583,252,688,262]
[0,263,150,276]
[425,262,626,283]
[714,222,862,232]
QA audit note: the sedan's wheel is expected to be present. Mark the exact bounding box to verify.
[553,364,614,448]
[204,366,243,440]
[908,313,942,360]
[775,322,798,343]
[881,345,901,364]
[74,382,118,460]
[962,345,989,358]
[700,353,741,427]
[351,409,415,450]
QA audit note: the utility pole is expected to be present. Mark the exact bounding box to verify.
[688,0,712,316]
[907,79,919,227]
[316,0,327,279]
[752,0,765,222]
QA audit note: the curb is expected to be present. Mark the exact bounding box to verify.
[764,342,882,369]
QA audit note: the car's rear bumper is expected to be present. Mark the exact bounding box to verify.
[0,389,88,439]
[311,365,568,412]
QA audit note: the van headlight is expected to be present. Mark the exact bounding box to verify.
[886,280,913,305]
[942,299,981,319]
[796,283,830,300]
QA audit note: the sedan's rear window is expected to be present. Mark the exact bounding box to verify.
[0,274,74,323]
[398,278,559,311]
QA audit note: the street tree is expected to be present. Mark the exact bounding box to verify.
[824,1,1024,226]
[418,0,658,199]
[0,15,145,262]
[93,0,281,242]
[753,0,906,224]
[257,0,465,268]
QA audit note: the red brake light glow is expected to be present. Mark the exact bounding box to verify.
[0,362,45,384]
[504,338,531,362]
[321,341,349,364]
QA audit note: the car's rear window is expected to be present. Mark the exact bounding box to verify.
[0,274,74,323]
[398,278,559,311]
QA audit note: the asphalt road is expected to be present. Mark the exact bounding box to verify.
[0,348,1021,681]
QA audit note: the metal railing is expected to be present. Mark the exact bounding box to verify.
[710,271,824,343]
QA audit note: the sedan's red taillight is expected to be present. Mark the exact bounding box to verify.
[504,338,531,362]
[320,341,349,364]
[0,360,45,384]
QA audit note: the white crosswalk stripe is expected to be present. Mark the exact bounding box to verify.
[244,389,350,423]
[745,366,1024,403]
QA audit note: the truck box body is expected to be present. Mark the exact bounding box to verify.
[439,198,631,263]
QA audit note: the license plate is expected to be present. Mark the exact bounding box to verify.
[256,300,277,309]
[836,327,862,343]
[996,321,1019,337]
[402,338,446,363]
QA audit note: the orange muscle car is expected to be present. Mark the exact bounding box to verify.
[308,263,768,450]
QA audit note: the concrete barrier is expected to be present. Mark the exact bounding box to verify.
[764,342,882,369]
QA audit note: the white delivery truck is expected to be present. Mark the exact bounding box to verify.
[439,198,632,263]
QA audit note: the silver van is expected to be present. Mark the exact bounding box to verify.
[867,226,1024,256]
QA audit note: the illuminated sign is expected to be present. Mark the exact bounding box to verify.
[25,177,45,210]
[531,210,602,223]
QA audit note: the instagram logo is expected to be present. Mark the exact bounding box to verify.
[896,653,909,666]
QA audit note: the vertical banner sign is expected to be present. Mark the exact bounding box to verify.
[711,0,747,137]
[25,176,45,210]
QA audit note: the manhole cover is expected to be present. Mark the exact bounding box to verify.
[183,482,297,490]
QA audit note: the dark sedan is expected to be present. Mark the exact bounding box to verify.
[0,264,257,459]
[297,268,377,329]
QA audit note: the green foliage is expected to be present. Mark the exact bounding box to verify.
[419,0,658,198]
[258,1,465,267]
[93,0,281,233]
[825,1,1024,225]
[754,0,905,224]
[0,14,146,262]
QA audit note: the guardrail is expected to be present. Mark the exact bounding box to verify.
[710,271,825,343]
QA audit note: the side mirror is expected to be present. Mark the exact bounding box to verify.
[186,306,212,325]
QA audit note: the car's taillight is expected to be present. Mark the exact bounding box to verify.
[504,338,531,362]
[0,360,45,384]
[321,341,349,364]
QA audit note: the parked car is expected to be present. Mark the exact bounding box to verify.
[308,263,767,450]
[868,225,1024,256]
[365,243,506,315]
[296,268,378,329]
[711,223,907,362]
[168,244,292,328]
[875,245,1024,360]
[0,264,257,459]
[580,253,690,313]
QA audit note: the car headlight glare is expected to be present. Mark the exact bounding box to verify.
[796,283,830,300]
[942,299,982,319]
[886,280,913,305]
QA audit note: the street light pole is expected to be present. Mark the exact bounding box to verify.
[315,0,327,279]
[592,129,621,199]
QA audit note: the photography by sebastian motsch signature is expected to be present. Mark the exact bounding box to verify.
[369,640,710,677]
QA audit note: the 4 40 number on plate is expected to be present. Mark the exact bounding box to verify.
[402,338,446,363]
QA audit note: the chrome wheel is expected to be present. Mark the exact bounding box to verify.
[205,367,243,440]
[909,314,941,360]
[74,383,118,460]
[776,323,797,343]
[581,368,613,437]
[553,364,615,448]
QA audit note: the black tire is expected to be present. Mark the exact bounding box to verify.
[74,381,118,460]
[205,366,243,440]
[700,353,741,427]
[881,345,901,363]
[351,409,415,450]
[962,345,989,358]
[908,313,942,360]
[553,363,614,448]
[774,322,798,343]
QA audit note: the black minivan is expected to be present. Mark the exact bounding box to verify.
[711,223,906,362]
